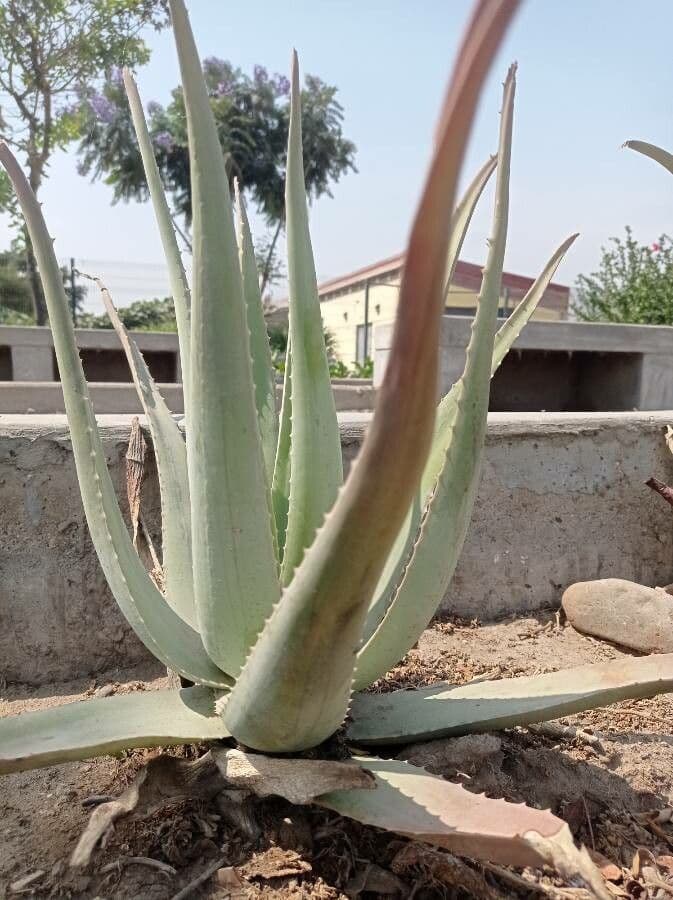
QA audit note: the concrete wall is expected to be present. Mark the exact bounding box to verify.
[375,316,673,411]
[2,410,673,684]
[0,379,376,415]
[0,325,181,383]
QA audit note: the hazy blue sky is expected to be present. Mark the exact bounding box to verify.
[3,0,673,307]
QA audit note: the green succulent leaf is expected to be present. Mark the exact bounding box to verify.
[223,1,520,752]
[490,233,578,372]
[98,280,196,628]
[361,155,498,642]
[0,142,229,689]
[123,69,192,406]
[317,756,606,894]
[273,337,292,560]
[348,653,673,744]
[169,0,279,673]
[280,52,343,586]
[0,686,228,775]
[354,64,517,689]
[235,180,279,484]
[444,153,497,297]
[360,231,578,655]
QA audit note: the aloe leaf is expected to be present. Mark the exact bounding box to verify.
[97,280,195,628]
[280,52,343,586]
[123,69,191,406]
[169,0,279,672]
[623,139,673,175]
[273,337,292,560]
[0,142,230,689]
[0,686,228,775]
[235,180,279,482]
[444,153,497,297]
[360,232,578,648]
[224,1,520,752]
[491,232,578,371]
[318,757,606,894]
[360,154,500,642]
[348,653,673,745]
[354,64,517,688]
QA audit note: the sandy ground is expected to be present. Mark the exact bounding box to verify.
[2,614,673,898]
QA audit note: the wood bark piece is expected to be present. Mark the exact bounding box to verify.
[212,748,374,804]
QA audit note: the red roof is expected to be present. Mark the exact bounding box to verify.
[317,252,569,312]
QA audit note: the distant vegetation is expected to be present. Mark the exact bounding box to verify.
[574,226,673,325]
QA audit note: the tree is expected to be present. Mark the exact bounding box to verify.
[574,226,673,325]
[0,0,168,323]
[75,58,356,294]
[77,295,177,330]
[0,244,86,322]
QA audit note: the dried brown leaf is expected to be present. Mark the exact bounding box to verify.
[213,748,374,804]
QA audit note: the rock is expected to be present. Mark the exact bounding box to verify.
[93,683,115,698]
[562,579,673,653]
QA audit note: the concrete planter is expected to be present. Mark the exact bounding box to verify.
[1,411,672,684]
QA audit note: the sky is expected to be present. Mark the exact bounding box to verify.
[3,0,673,310]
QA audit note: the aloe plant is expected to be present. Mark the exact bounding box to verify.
[3,0,673,884]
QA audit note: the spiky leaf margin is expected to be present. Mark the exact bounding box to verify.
[280,52,343,586]
[235,180,279,485]
[355,63,517,687]
[357,233,578,671]
[0,142,229,688]
[0,687,227,775]
[98,279,196,627]
[169,0,279,673]
[348,653,673,744]
[318,756,606,895]
[224,0,521,752]
[123,69,192,406]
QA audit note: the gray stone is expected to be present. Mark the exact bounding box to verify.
[562,578,673,653]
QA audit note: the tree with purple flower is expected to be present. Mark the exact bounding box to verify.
[76,56,356,294]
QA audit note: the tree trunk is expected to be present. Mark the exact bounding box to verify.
[24,227,48,325]
[260,220,283,298]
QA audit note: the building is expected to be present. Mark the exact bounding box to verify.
[317,252,570,365]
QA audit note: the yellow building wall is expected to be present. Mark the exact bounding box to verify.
[320,280,400,364]
[320,278,563,362]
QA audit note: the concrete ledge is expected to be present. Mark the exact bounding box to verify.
[2,411,673,683]
[375,316,673,410]
[0,380,377,414]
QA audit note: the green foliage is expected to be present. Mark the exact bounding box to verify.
[574,226,673,324]
[0,246,85,322]
[0,0,166,184]
[350,358,373,378]
[329,359,349,378]
[75,54,356,231]
[0,249,32,314]
[77,296,178,331]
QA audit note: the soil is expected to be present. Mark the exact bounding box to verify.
[2,612,673,899]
